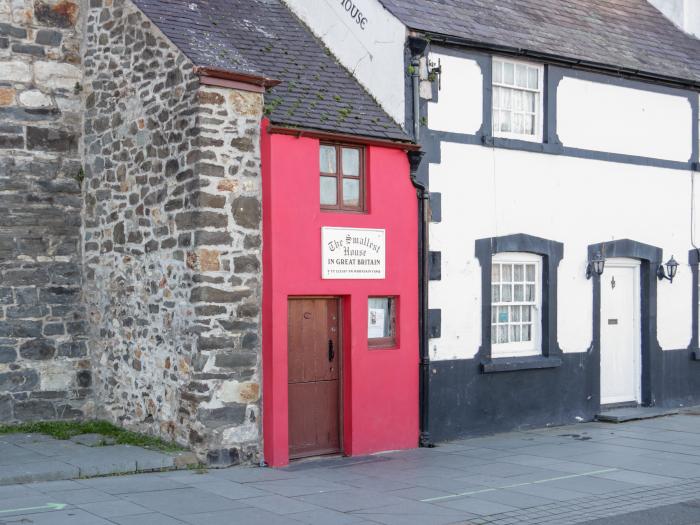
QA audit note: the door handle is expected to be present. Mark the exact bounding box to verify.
[328,339,335,362]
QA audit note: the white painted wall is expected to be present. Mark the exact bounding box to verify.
[429,143,693,361]
[427,53,483,134]
[649,0,700,38]
[282,0,406,123]
[557,78,693,162]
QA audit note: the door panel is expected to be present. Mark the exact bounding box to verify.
[600,261,640,405]
[288,298,340,459]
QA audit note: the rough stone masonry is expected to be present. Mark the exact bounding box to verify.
[0,0,90,423]
[1,0,265,465]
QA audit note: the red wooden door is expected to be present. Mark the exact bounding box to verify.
[288,298,340,459]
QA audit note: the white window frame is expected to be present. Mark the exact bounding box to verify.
[491,57,544,143]
[491,252,542,358]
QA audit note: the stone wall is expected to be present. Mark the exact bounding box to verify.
[83,0,264,464]
[0,0,90,422]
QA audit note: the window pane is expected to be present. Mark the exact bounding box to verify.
[320,176,337,205]
[491,306,497,324]
[514,265,524,282]
[342,148,360,176]
[522,324,532,341]
[526,264,536,281]
[501,284,512,302]
[498,306,508,323]
[501,88,511,109]
[498,325,508,344]
[502,265,512,282]
[525,91,536,112]
[522,305,532,322]
[493,60,502,83]
[492,264,501,283]
[516,64,527,88]
[510,324,521,342]
[492,109,501,134]
[503,62,514,85]
[527,67,538,89]
[500,111,511,132]
[491,325,497,342]
[524,114,535,135]
[342,178,360,207]
[368,297,395,340]
[510,305,520,322]
[514,113,523,134]
[526,284,535,301]
[492,284,500,303]
[514,284,524,302]
[320,145,336,173]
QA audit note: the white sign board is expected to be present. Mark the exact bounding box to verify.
[322,227,386,279]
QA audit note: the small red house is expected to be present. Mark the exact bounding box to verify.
[262,124,419,466]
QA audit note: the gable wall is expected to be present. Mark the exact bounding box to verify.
[83,0,264,464]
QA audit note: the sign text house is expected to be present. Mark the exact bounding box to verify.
[322,227,386,279]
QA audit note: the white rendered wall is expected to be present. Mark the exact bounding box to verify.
[557,78,693,162]
[282,0,406,123]
[648,0,700,38]
[427,53,483,134]
[429,143,694,362]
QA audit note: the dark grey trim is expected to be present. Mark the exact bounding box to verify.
[428,309,441,338]
[429,192,441,223]
[475,233,564,368]
[481,355,562,373]
[690,249,700,359]
[423,45,699,173]
[588,239,662,406]
[429,251,441,280]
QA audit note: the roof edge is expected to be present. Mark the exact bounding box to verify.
[193,66,281,92]
[415,30,700,91]
[268,124,420,151]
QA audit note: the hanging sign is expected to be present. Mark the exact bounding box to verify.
[322,227,385,279]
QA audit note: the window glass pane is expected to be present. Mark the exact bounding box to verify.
[503,62,514,85]
[516,64,527,88]
[514,265,524,282]
[526,264,535,281]
[491,306,497,324]
[500,111,511,132]
[514,113,523,134]
[510,305,520,322]
[522,305,532,322]
[501,88,511,108]
[342,148,360,176]
[502,264,512,282]
[498,306,508,322]
[342,178,360,208]
[492,264,501,283]
[368,297,395,340]
[524,115,535,135]
[320,145,336,173]
[493,60,502,83]
[491,325,497,342]
[525,91,536,112]
[501,284,512,302]
[522,324,532,341]
[526,284,535,301]
[320,176,337,205]
[492,284,500,303]
[527,67,538,89]
[514,284,524,302]
[498,325,508,344]
[510,324,521,342]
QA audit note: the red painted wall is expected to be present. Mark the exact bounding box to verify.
[261,120,419,467]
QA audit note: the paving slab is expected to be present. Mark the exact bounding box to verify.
[0,433,182,485]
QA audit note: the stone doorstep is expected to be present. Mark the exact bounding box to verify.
[596,406,679,423]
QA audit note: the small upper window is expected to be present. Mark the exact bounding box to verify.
[320,144,364,212]
[491,252,542,357]
[368,297,396,349]
[492,58,543,142]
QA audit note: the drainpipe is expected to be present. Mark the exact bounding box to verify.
[407,36,433,448]
[409,151,432,448]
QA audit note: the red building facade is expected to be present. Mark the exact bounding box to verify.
[261,121,419,466]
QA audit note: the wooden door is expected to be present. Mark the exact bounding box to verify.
[600,259,641,406]
[288,298,341,459]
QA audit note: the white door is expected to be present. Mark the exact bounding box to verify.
[600,258,641,405]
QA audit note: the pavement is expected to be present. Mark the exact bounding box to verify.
[3,413,700,524]
[0,432,186,485]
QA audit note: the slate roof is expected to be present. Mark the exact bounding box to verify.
[380,0,700,86]
[133,0,410,142]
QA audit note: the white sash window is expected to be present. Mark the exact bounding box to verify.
[492,57,544,142]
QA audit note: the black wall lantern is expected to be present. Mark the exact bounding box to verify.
[586,252,605,279]
[657,255,679,283]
